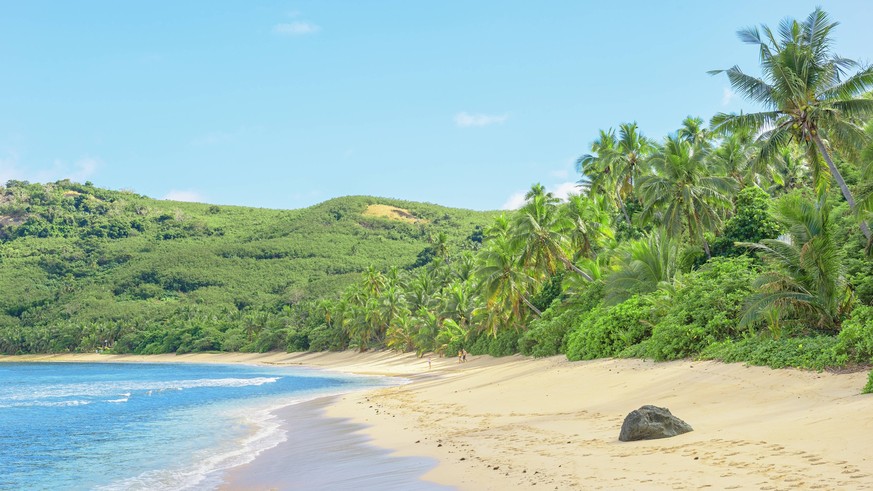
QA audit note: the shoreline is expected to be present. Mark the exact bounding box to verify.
[4,351,873,489]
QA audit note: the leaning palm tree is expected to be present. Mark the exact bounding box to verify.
[512,188,593,281]
[475,235,540,321]
[740,194,848,330]
[711,8,873,240]
[638,135,737,258]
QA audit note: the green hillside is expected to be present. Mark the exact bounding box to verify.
[0,180,495,354]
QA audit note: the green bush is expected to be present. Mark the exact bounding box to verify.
[307,323,348,352]
[520,282,604,358]
[565,295,654,361]
[645,256,758,360]
[467,328,521,357]
[711,186,782,258]
[863,370,873,394]
[701,335,844,370]
[487,328,521,357]
[519,308,577,357]
[836,305,873,363]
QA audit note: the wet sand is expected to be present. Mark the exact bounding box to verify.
[5,351,873,490]
[218,396,449,491]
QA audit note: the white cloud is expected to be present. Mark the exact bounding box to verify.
[273,21,320,36]
[722,87,736,106]
[455,112,509,128]
[162,190,205,203]
[501,181,581,210]
[552,181,581,200]
[501,191,527,210]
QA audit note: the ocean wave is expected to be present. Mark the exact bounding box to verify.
[95,388,374,491]
[96,405,287,491]
[106,398,129,403]
[0,399,92,408]
[3,377,280,402]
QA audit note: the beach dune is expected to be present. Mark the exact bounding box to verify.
[5,351,872,490]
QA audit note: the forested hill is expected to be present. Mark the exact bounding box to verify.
[0,179,496,353]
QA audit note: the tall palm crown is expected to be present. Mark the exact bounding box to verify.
[638,135,737,258]
[709,127,759,189]
[576,128,618,200]
[576,123,652,225]
[512,187,594,281]
[710,8,873,240]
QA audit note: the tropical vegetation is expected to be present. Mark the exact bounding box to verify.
[3,8,873,388]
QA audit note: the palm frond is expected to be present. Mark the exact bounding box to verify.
[819,67,873,100]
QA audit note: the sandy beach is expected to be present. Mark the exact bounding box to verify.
[4,351,872,490]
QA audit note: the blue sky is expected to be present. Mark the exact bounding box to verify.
[1,1,871,211]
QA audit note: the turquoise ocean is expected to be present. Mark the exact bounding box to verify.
[0,362,435,490]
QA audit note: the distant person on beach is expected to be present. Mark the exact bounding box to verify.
[462,349,467,362]
[458,350,463,363]
[428,356,432,369]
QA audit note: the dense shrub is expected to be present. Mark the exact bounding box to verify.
[644,256,758,360]
[836,305,873,363]
[701,335,844,370]
[468,328,521,357]
[520,282,604,357]
[711,186,782,257]
[565,295,654,361]
[307,323,348,352]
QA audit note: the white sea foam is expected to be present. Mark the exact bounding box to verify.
[4,377,280,402]
[97,399,292,490]
[96,385,391,491]
[106,398,129,403]
[0,399,93,408]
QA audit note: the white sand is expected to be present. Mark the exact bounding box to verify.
[5,351,872,490]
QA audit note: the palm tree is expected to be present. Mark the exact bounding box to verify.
[484,213,512,241]
[406,268,439,313]
[563,193,614,260]
[524,183,551,201]
[441,281,475,329]
[711,8,873,240]
[577,128,618,201]
[710,126,760,189]
[577,124,652,225]
[605,229,683,305]
[476,235,540,321]
[740,195,847,330]
[512,187,593,281]
[386,309,416,352]
[638,135,737,257]
[769,146,810,194]
[678,116,713,150]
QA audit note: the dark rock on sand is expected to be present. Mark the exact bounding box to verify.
[619,405,693,442]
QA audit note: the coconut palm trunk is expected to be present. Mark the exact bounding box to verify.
[812,134,872,241]
[521,295,542,317]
